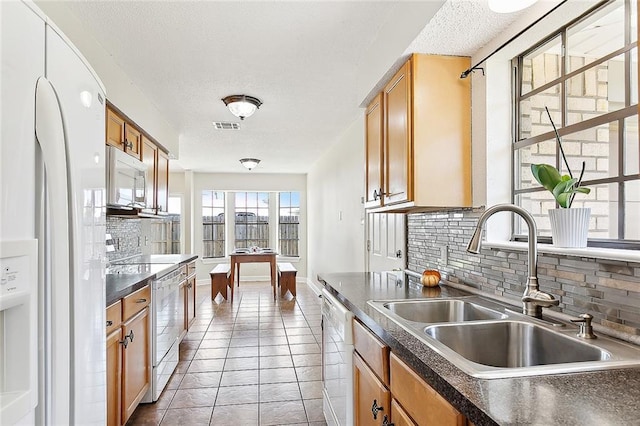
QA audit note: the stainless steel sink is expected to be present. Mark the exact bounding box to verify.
[367,296,640,378]
[425,321,609,368]
[382,299,507,323]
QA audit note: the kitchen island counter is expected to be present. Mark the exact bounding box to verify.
[318,271,640,426]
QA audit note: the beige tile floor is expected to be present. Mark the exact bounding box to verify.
[127,279,327,426]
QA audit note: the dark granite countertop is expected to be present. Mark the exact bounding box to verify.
[318,271,640,426]
[106,254,198,306]
[110,254,198,265]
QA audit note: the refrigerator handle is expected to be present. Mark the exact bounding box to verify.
[34,77,73,425]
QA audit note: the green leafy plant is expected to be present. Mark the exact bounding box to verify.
[530,107,590,208]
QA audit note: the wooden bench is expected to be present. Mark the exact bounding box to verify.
[209,264,232,302]
[277,262,297,298]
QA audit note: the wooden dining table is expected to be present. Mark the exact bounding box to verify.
[229,250,278,300]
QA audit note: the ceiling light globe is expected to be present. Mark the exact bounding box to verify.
[240,158,260,170]
[488,0,538,13]
[222,95,262,120]
[228,101,257,120]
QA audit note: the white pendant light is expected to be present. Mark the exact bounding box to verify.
[488,0,538,13]
[222,95,262,120]
[240,158,260,170]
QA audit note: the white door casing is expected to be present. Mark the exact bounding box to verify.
[366,213,406,272]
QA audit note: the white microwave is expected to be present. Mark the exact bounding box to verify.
[106,145,148,209]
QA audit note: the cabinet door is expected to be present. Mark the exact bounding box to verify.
[106,328,123,426]
[354,352,390,426]
[383,60,411,205]
[121,307,150,425]
[365,93,384,208]
[156,150,169,213]
[186,276,196,329]
[141,136,157,210]
[124,125,142,160]
[106,108,125,150]
[391,398,417,426]
[179,281,188,339]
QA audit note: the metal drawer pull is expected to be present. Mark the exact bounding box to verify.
[136,298,147,303]
[106,320,113,327]
[371,399,384,420]
[382,414,394,426]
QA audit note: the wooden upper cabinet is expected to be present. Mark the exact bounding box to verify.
[156,149,169,213]
[124,125,142,160]
[384,60,412,206]
[365,93,384,208]
[364,54,472,212]
[141,136,157,210]
[106,105,142,160]
[106,108,126,150]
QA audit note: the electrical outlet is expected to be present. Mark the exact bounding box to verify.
[440,245,448,265]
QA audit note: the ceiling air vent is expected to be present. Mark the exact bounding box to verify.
[213,121,240,130]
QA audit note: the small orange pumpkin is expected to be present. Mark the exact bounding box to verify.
[420,269,441,287]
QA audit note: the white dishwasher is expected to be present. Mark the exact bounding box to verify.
[322,289,354,426]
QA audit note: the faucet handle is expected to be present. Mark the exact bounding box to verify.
[571,313,597,339]
[522,290,560,307]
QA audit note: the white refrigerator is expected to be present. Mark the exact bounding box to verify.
[1,1,107,425]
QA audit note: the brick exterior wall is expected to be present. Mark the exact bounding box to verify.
[407,210,640,337]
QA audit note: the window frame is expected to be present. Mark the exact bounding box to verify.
[202,190,226,259]
[511,0,639,249]
[278,191,301,257]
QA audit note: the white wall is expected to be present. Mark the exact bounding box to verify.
[171,172,308,283]
[34,1,180,155]
[307,116,366,284]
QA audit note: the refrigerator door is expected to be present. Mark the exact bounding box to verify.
[44,25,107,426]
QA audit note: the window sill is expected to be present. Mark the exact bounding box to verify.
[484,241,640,263]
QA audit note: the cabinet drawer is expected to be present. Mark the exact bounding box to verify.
[106,300,122,335]
[122,285,151,321]
[353,320,389,386]
[390,353,465,426]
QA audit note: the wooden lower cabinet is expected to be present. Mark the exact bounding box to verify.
[106,286,151,426]
[122,307,150,423]
[354,352,391,426]
[390,353,466,426]
[353,319,468,426]
[186,276,196,329]
[106,328,123,426]
[391,398,417,426]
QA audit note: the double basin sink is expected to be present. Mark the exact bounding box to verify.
[368,297,640,379]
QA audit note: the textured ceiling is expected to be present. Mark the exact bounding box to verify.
[58,0,528,174]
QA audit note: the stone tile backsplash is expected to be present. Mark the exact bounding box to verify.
[407,209,640,336]
[106,216,176,262]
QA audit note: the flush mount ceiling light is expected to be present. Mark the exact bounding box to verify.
[222,95,262,120]
[488,0,538,13]
[240,158,260,170]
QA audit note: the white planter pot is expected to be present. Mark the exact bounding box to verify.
[548,208,591,248]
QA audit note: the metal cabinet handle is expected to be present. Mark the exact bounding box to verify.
[119,338,129,349]
[125,330,134,343]
[382,414,394,426]
[106,320,113,327]
[125,140,133,149]
[371,399,384,420]
[135,298,147,303]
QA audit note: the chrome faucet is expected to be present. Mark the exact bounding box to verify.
[466,204,559,318]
